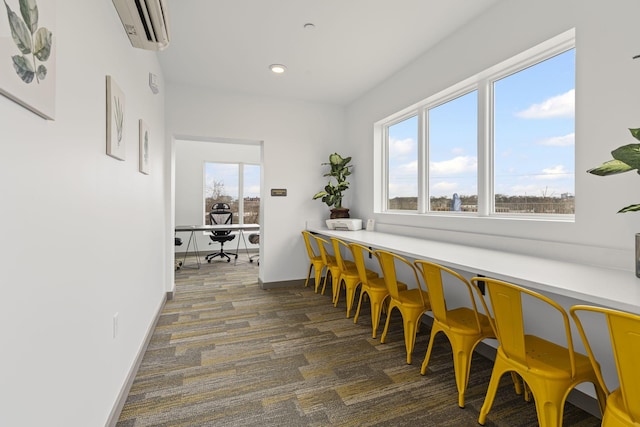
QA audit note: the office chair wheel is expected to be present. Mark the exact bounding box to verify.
[249,259,253,263]
[207,259,212,263]
[227,258,231,262]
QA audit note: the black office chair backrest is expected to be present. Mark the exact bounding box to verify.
[210,203,233,236]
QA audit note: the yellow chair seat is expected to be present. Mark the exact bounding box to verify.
[521,335,594,377]
[444,307,492,333]
[393,288,429,307]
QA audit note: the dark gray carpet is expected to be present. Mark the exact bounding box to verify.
[116,257,600,426]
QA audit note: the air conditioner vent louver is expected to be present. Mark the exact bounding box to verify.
[113,0,170,51]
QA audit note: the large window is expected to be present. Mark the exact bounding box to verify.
[204,162,261,225]
[380,30,575,218]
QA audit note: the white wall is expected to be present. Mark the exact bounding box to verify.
[0,1,168,425]
[347,0,640,272]
[174,138,261,254]
[345,0,640,400]
[166,84,346,286]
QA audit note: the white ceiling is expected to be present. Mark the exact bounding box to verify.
[158,0,500,106]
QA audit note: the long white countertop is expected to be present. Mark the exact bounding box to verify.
[307,226,640,314]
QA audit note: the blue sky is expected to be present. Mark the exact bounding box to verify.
[388,48,575,200]
[204,163,261,199]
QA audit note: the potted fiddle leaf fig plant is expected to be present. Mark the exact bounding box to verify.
[313,152,353,218]
[587,128,640,213]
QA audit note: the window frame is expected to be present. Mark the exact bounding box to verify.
[203,161,261,225]
[376,28,576,221]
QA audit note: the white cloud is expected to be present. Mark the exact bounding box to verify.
[537,133,575,147]
[539,164,570,180]
[451,147,465,155]
[516,89,575,119]
[390,137,416,156]
[430,156,477,176]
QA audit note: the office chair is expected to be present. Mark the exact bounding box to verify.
[248,232,260,265]
[205,203,237,263]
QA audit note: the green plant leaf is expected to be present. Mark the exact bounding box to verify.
[618,203,640,213]
[611,144,640,170]
[19,0,37,34]
[33,27,51,61]
[630,128,640,141]
[312,191,328,200]
[587,159,634,176]
[4,0,32,54]
[36,63,46,80]
[11,54,34,83]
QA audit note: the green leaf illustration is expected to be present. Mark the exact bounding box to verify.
[36,63,46,80]
[4,0,32,54]
[12,54,34,83]
[114,97,124,144]
[33,26,51,60]
[19,0,37,34]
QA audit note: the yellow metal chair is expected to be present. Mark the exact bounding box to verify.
[301,231,327,293]
[571,305,640,427]
[350,243,407,338]
[415,260,494,408]
[375,250,430,364]
[330,237,378,318]
[474,277,606,427]
[311,235,336,296]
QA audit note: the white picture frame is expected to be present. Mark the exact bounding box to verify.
[106,75,125,160]
[139,119,150,174]
[0,0,56,120]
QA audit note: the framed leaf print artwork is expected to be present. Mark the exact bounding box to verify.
[139,119,150,174]
[106,75,125,160]
[0,0,56,120]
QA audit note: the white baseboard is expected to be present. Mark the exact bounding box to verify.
[105,292,169,427]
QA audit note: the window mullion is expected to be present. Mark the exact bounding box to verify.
[418,108,428,213]
[477,80,492,216]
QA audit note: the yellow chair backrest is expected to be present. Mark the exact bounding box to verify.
[330,237,351,272]
[374,250,425,304]
[571,305,640,423]
[349,242,376,283]
[480,277,578,376]
[301,231,318,260]
[415,260,484,333]
[313,235,331,265]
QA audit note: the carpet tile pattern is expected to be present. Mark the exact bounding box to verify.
[116,257,601,426]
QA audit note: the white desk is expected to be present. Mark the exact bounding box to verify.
[175,224,260,268]
[307,226,640,314]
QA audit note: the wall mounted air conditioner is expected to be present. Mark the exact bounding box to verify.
[112,0,170,51]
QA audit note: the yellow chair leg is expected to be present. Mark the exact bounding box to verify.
[304,264,313,288]
[420,328,441,375]
[479,357,513,425]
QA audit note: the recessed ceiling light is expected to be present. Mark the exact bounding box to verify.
[269,64,287,74]
[303,23,315,30]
